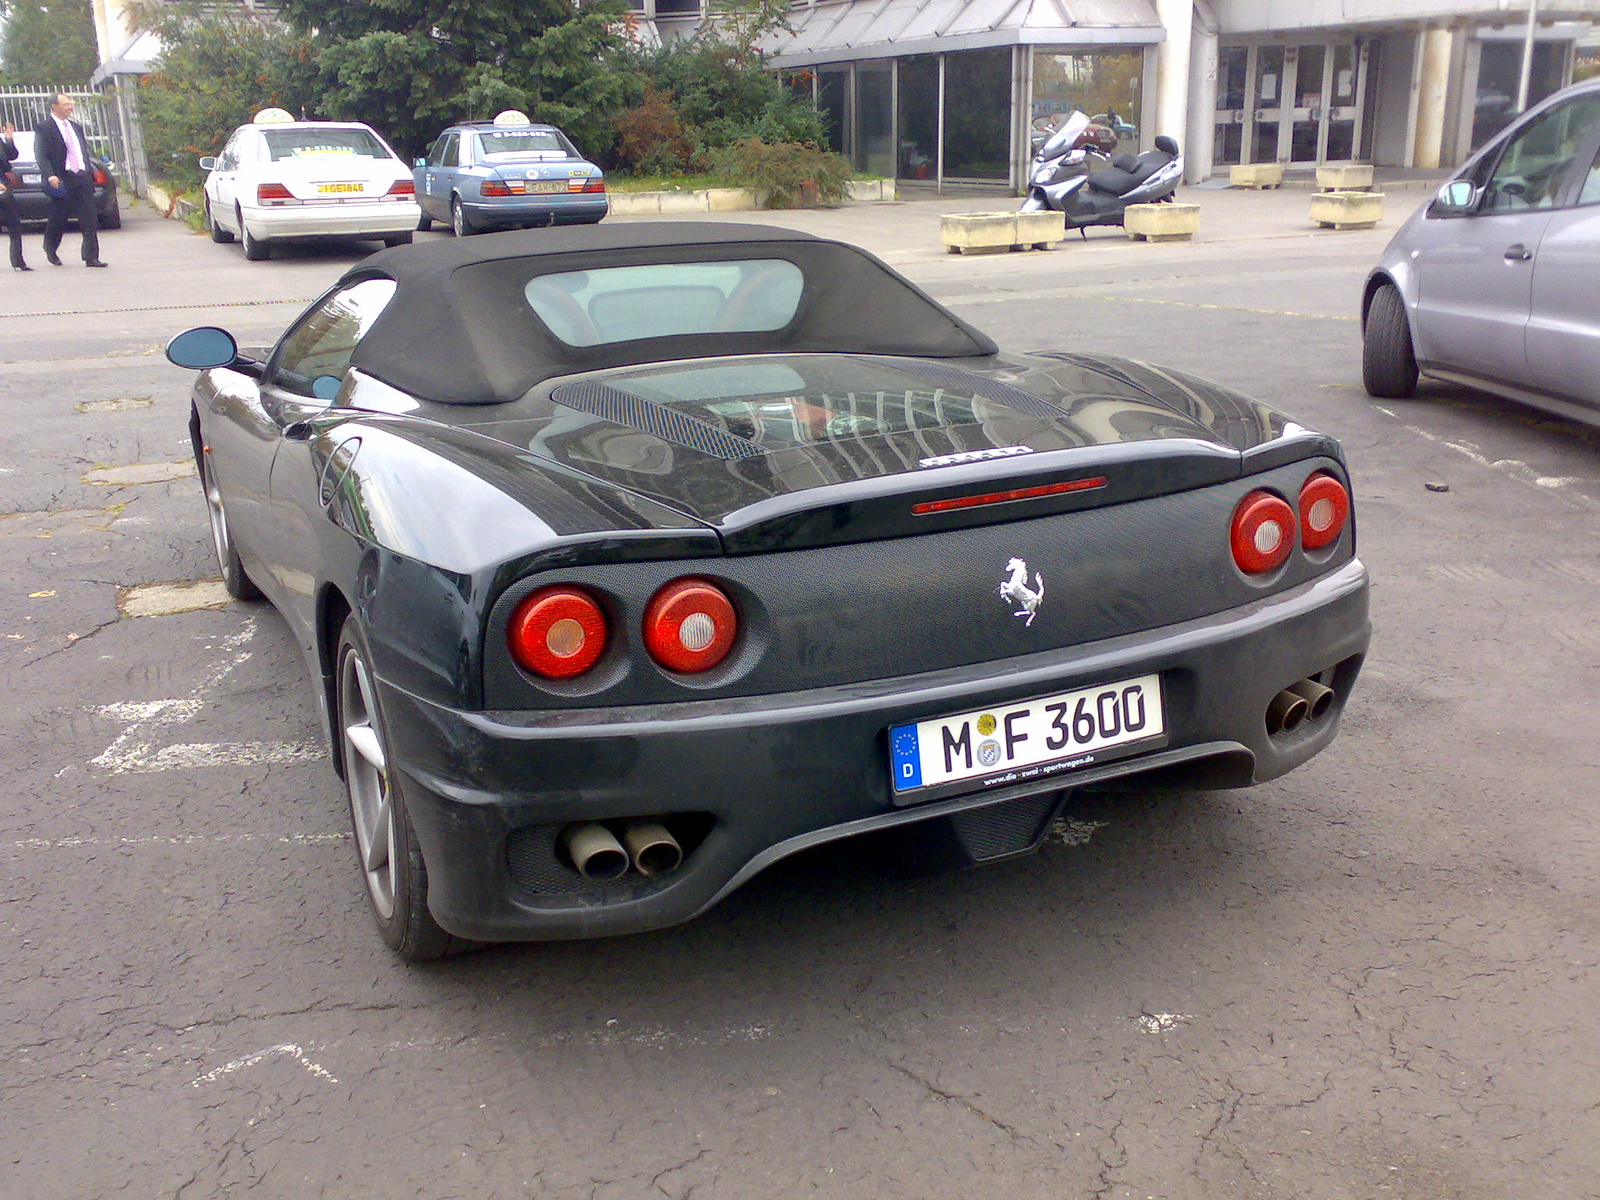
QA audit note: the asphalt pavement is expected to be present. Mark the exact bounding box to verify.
[1,188,1598,1200]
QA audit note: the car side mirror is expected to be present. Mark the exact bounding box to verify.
[414,157,426,168]
[167,326,245,370]
[198,156,217,171]
[1428,179,1479,217]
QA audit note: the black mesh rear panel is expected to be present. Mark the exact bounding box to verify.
[952,793,1058,860]
[899,362,1067,420]
[552,380,765,460]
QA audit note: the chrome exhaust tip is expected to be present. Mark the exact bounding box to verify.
[1289,678,1336,722]
[562,822,630,881]
[623,820,682,877]
[1266,688,1309,735]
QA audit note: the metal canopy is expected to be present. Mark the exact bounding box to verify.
[763,0,1163,66]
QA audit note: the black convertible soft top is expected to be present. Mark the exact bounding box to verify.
[345,222,999,405]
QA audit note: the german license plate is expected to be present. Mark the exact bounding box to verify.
[889,674,1164,797]
[22,173,40,184]
[317,182,364,194]
[527,180,564,193]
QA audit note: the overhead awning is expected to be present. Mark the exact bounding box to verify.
[762,0,1163,67]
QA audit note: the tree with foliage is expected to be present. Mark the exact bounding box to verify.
[135,3,318,190]
[0,0,99,85]
[272,0,642,160]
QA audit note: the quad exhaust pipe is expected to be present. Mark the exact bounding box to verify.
[1266,676,1338,735]
[562,819,684,880]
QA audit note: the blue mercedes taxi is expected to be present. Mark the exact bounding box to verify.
[413,110,608,236]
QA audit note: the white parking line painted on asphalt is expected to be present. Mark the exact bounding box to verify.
[1371,405,1600,513]
[88,618,327,774]
[3,832,348,852]
[190,1044,339,1087]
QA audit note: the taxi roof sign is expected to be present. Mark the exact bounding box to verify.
[253,107,296,125]
[492,110,531,127]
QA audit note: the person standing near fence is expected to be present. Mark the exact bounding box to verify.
[34,92,105,268]
[0,123,30,271]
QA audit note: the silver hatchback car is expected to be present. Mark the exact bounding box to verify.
[1363,78,1600,425]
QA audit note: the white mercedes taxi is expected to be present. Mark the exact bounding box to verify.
[199,108,421,261]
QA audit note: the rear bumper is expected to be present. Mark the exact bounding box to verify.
[462,196,608,228]
[243,201,420,240]
[380,557,1369,942]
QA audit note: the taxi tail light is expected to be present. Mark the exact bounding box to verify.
[92,168,108,186]
[643,578,737,674]
[1299,472,1350,550]
[1230,490,1297,574]
[480,179,513,197]
[256,182,294,203]
[386,178,415,196]
[571,178,607,193]
[508,585,608,679]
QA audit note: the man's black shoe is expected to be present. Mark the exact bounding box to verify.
[45,252,62,266]
[85,260,108,268]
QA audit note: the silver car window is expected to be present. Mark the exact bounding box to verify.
[1579,143,1600,207]
[1484,95,1600,212]
[269,278,399,401]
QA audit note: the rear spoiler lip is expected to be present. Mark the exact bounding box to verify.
[715,437,1246,555]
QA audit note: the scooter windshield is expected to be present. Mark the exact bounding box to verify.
[1037,111,1091,160]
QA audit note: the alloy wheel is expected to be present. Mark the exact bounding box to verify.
[340,647,397,919]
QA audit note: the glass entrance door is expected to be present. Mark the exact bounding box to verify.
[1219,41,1369,166]
[1251,45,1286,163]
[1288,44,1326,162]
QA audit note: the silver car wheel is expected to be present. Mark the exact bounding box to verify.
[203,468,231,574]
[340,646,397,920]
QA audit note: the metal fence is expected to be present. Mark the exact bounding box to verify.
[0,85,149,194]
[0,87,113,153]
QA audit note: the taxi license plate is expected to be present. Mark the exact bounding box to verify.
[889,674,1164,798]
[22,173,40,184]
[527,180,564,193]
[317,182,364,194]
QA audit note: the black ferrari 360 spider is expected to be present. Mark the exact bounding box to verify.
[166,223,1369,959]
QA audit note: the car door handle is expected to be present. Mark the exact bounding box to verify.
[1504,244,1534,262]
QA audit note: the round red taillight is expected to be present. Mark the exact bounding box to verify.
[643,578,737,673]
[1299,472,1350,550]
[1231,490,1297,574]
[508,586,608,679]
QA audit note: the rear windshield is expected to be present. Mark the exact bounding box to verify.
[524,260,805,347]
[476,128,575,160]
[263,128,393,162]
[607,357,1008,449]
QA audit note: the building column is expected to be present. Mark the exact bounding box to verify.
[1154,0,1194,150]
[1185,0,1219,182]
[1414,27,1454,169]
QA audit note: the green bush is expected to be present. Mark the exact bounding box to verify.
[135,3,317,192]
[707,137,851,208]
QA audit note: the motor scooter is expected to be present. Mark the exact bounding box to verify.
[1022,122,1184,236]
[1021,112,1117,212]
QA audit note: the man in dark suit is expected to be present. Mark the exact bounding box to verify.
[34,92,105,268]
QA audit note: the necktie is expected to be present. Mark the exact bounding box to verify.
[62,119,84,174]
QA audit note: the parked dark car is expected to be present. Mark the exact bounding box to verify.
[165,223,1370,960]
[7,130,121,229]
[1363,77,1600,421]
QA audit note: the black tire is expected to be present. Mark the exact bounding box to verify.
[99,201,121,230]
[335,617,460,961]
[417,213,433,232]
[1363,283,1418,399]
[206,199,233,244]
[382,231,413,248]
[450,195,476,237]
[240,210,270,261]
[197,452,262,601]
